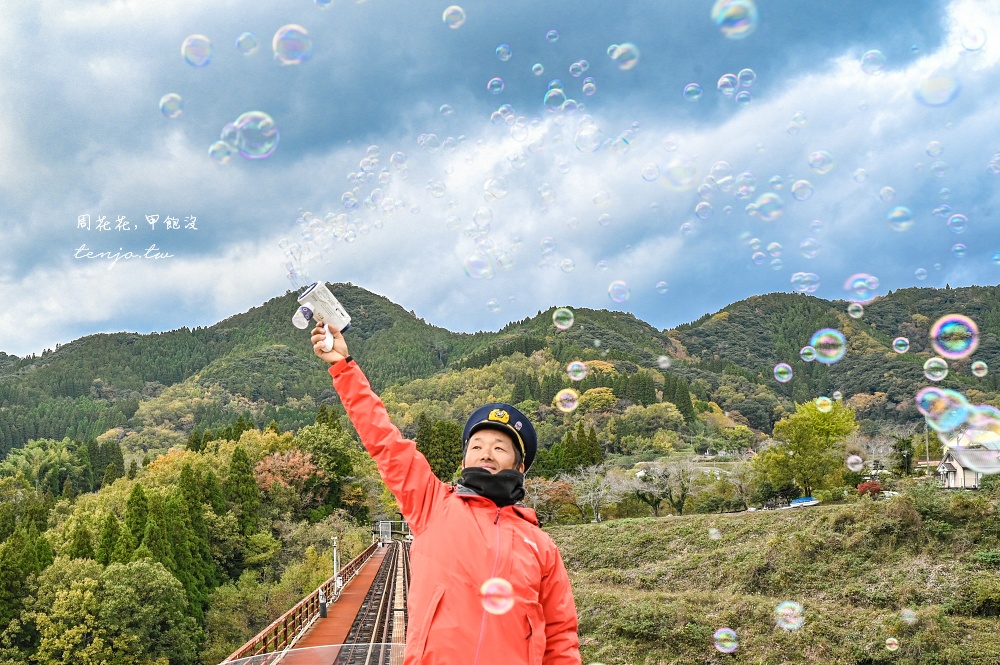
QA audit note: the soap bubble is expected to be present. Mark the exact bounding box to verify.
[532,63,544,76]
[480,577,514,614]
[892,337,910,353]
[800,346,816,362]
[181,34,213,67]
[810,329,846,364]
[773,363,793,383]
[553,308,575,330]
[713,627,739,654]
[915,387,969,432]
[463,253,494,279]
[486,298,501,313]
[683,83,703,101]
[574,125,604,153]
[808,150,835,175]
[916,74,959,107]
[816,396,833,413]
[712,0,759,40]
[847,303,864,319]
[567,361,588,381]
[159,93,183,119]
[236,32,259,56]
[233,111,280,159]
[930,315,979,359]
[208,141,234,165]
[845,273,879,302]
[753,193,785,222]
[272,25,312,65]
[717,73,738,96]
[738,68,756,86]
[846,455,864,472]
[442,6,466,28]
[608,280,630,303]
[923,357,949,382]
[961,25,987,51]
[774,601,805,630]
[886,206,914,232]
[901,609,918,625]
[971,361,988,378]
[885,638,900,652]
[790,273,820,294]
[611,43,640,70]
[790,180,813,201]
[944,406,1000,454]
[546,30,559,43]
[555,388,580,412]
[488,77,505,94]
[496,44,512,61]
[657,356,672,369]
[656,281,669,294]
[861,50,885,74]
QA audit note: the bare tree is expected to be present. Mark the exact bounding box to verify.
[523,476,575,525]
[559,465,623,522]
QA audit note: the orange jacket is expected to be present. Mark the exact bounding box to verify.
[330,359,581,665]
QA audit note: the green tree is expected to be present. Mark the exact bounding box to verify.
[124,483,148,542]
[68,521,96,560]
[110,525,137,565]
[96,513,121,566]
[424,420,463,481]
[754,400,857,498]
[225,446,261,536]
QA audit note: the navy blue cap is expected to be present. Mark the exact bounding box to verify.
[463,403,537,472]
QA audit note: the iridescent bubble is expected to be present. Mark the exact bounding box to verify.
[923,357,949,382]
[657,356,672,369]
[159,93,183,119]
[661,155,698,191]
[656,281,669,294]
[917,388,971,434]
[713,628,738,654]
[608,280,630,303]
[641,164,660,182]
[774,601,805,630]
[738,68,756,86]
[695,202,713,220]
[807,151,835,175]
[853,168,868,183]
[993,253,1000,265]
[553,307,575,330]
[236,32,259,56]
[596,259,609,271]
[969,360,988,378]
[790,180,813,201]
[861,50,885,75]
[892,337,910,353]
[712,0,760,40]
[901,609,918,625]
[426,179,446,198]
[545,29,559,43]
[799,238,821,259]
[751,252,766,265]
[960,26,987,51]
[915,74,960,107]
[885,638,900,652]
[847,303,864,319]
[886,206,914,232]
[560,259,575,273]
[555,388,580,412]
[439,104,454,116]
[945,406,1000,454]
[484,177,509,201]
[463,253,494,279]
[233,111,280,159]
[810,328,846,364]
[272,24,312,65]
[612,43,640,70]
[574,125,604,153]
[946,213,968,234]
[926,140,943,157]
[496,44,512,61]
[844,273,879,302]
[567,361,588,381]
[480,577,514,614]
[717,74,738,96]
[442,6,466,28]
[486,298,501,313]
[532,63,544,75]
[683,83,703,101]
[735,90,753,106]
[915,268,928,280]
[951,243,967,259]
[753,192,785,222]
[181,34,213,67]
[708,528,722,540]
[815,396,833,413]
[930,315,978,359]
[582,77,597,95]
[791,273,820,294]
[846,455,864,473]
[487,77,505,94]
[878,187,897,203]
[774,363,793,383]
[208,141,234,165]
[598,213,612,227]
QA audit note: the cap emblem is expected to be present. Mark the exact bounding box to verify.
[488,408,510,424]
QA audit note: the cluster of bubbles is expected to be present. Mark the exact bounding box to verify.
[713,68,756,105]
[844,273,879,302]
[182,25,311,68]
[915,379,1000,471]
[210,111,280,164]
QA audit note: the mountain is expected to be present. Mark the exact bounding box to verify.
[1,283,998,458]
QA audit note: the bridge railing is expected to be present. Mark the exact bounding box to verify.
[222,541,380,663]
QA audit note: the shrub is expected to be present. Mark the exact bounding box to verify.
[858,481,882,497]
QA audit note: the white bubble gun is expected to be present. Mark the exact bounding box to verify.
[295,282,352,352]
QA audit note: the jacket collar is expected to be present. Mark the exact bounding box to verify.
[452,485,539,525]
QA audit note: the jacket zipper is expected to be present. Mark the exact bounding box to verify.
[472,507,503,665]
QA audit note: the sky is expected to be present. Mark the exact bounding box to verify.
[1,0,999,357]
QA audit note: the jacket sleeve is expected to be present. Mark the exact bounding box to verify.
[329,359,445,535]
[540,539,582,665]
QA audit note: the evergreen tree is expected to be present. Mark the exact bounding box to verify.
[96,512,121,566]
[68,521,95,559]
[111,525,138,564]
[141,508,175,570]
[61,477,76,500]
[101,463,120,488]
[265,419,280,434]
[164,494,205,621]
[426,420,464,481]
[203,469,226,515]
[587,425,604,466]
[127,459,139,480]
[563,428,583,470]
[186,428,204,452]
[225,446,261,535]
[125,483,149,540]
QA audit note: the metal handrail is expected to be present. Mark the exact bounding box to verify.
[222,541,380,663]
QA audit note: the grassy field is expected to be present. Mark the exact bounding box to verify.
[548,485,1000,664]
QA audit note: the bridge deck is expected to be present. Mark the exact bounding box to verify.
[293,546,389,652]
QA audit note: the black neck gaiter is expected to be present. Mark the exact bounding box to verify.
[459,467,526,507]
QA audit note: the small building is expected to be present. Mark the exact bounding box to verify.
[937,448,1000,489]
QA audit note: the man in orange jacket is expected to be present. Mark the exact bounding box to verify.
[311,324,582,665]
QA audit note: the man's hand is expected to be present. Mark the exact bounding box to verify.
[311,324,350,365]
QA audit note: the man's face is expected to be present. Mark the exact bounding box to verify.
[463,428,523,474]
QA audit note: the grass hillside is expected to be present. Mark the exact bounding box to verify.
[550,482,1000,665]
